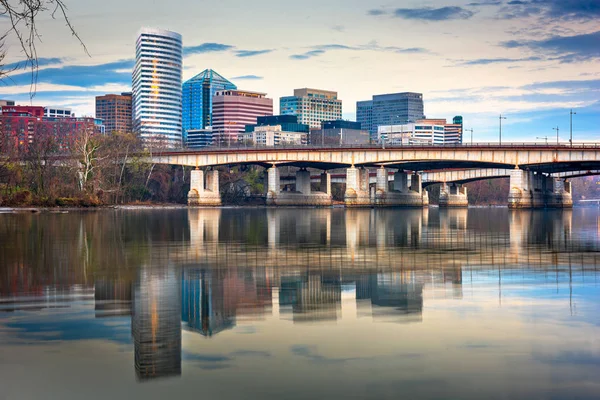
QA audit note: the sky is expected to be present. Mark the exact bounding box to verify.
[1,0,599,142]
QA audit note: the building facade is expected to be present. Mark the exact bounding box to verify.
[1,105,104,152]
[358,92,425,138]
[186,128,213,148]
[244,115,309,146]
[44,107,72,118]
[310,120,370,146]
[378,123,445,145]
[280,88,342,129]
[212,90,273,146]
[182,69,236,143]
[95,92,133,134]
[132,27,183,147]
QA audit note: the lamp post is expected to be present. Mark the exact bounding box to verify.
[553,126,559,145]
[499,114,507,145]
[465,128,474,145]
[570,109,576,146]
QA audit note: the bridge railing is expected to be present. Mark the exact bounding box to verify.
[152,142,600,154]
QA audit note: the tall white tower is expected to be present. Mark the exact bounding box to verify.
[132,28,183,147]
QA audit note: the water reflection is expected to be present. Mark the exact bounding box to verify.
[0,208,599,397]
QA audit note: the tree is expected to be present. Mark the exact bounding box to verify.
[1,0,87,91]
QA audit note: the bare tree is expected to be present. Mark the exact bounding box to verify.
[1,0,88,92]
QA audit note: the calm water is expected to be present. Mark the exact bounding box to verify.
[1,208,599,400]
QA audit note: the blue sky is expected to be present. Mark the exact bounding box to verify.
[1,0,598,142]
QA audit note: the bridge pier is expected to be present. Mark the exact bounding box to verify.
[373,168,429,207]
[188,169,222,206]
[509,169,572,209]
[345,167,371,207]
[439,183,469,208]
[267,166,332,206]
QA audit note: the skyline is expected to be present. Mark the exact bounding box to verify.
[1,0,598,142]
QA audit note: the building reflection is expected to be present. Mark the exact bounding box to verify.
[94,278,132,318]
[280,272,342,323]
[132,267,182,381]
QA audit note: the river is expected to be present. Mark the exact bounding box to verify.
[1,208,599,399]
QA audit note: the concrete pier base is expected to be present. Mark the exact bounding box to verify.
[345,167,371,207]
[439,183,469,208]
[267,167,332,206]
[188,169,222,206]
[509,169,572,209]
[373,170,429,207]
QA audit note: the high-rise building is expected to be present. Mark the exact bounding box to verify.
[356,100,373,137]
[357,92,425,137]
[212,90,273,146]
[417,118,463,144]
[182,69,236,143]
[280,88,342,129]
[95,92,133,134]
[132,27,183,147]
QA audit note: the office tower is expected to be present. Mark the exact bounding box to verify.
[182,69,236,143]
[356,100,373,136]
[310,120,370,146]
[212,89,273,146]
[132,267,182,381]
[445,116,463,143]
[44,107,72,118]
[358,92,425,137]
[95,93,133,134]
[280,88,342,129]
[244,115,309,146]
[132,27,183,148]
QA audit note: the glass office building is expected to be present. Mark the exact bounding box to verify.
[132,27,183,148]
[356,93,425,138]
[280,88,342,129]
[182,69,236,143]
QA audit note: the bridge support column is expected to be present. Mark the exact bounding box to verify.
[508,169,545,209]
[546,178,573,208]
[345,167,371,207]
[439,183,469,208]
[374,170,428,207]
[320,172,332,196]
[188,169,222,206]
[266,166,281,206]
[269,167,332,206]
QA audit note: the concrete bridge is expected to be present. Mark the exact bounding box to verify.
[148,144,600,208]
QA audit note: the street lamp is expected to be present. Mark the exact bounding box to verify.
[553,126,559,145]
[465,128,474,145]
[499,114,507,145]
[570,109,576,146]
[536,136,548,145]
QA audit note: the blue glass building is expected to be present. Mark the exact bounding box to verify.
[182,69,236,143]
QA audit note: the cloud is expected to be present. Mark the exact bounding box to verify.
[290,50,326,60]
[467,1,502,6]
[501,31,600,63]
[367,9,386,16]
[372,6,475,21]
[234,49,273,57]
[499,0,600,21]
[4,59,134,87]
[332,25,345,32]
[231,75,263,80]
[522,79,600,91]
[3,57,64,71]
[457,56,542,65]
[290,345,362,364]
[289,42,431,60]
[184,43,234,56]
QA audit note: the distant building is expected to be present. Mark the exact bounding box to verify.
[416,117,463,144]
[212,90,273,146]
[132,27,183,147]
[357,92,425,137]
[356,100,373,138]
[378,122,446,145]
[44,107,73,118]
[95,92,132,134]
[280,88,342,129]
[0,100,16,109]
[186,128,213,148]
[0,105,104,151]
[310,120,369,146]
[244,115,309,146]
[182,69,237,144]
